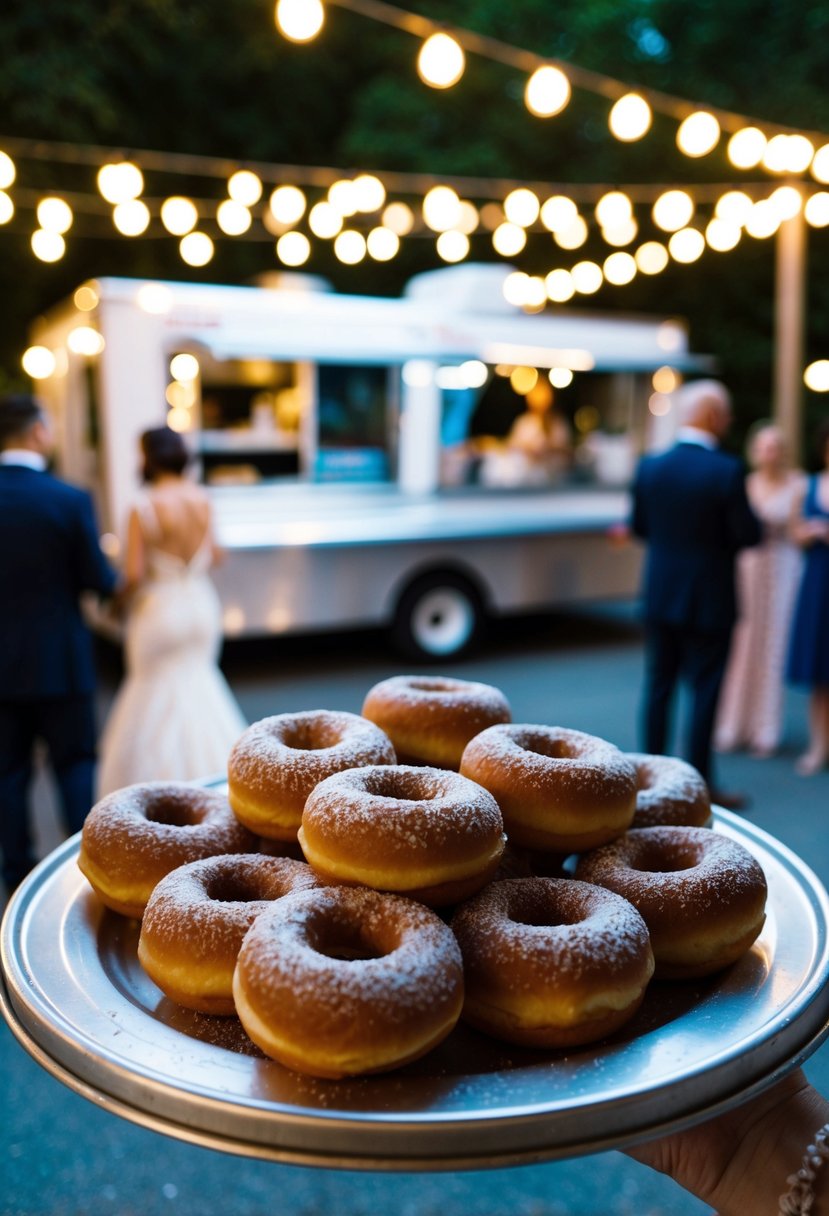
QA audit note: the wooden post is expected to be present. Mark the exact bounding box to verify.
[773,202,807,465]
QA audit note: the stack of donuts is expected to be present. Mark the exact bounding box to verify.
[78,673,768,1080]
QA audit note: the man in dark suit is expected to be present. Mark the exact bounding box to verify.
[631,380,761,806]
[0,394,117,893]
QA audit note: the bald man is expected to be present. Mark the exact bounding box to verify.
[631,380,761,806]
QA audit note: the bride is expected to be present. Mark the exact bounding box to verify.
[97,427,246,796]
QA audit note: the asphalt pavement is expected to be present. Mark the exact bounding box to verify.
[4,605,829,1216]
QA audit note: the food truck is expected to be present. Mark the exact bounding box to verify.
[30,264,704,658]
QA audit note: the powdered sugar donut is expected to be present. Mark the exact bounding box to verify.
[575,826,767,978]
[233,886,464,1077]
[78,782,256,919]
[138,854,323,1014]
[627,753,711,828]
[460,724,637,853]
[227,710,396,840]
[361,675,511,769]
[452,877,654,1047]
[298,764,505,906]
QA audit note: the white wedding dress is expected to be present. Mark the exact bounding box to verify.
[97,497,246,797]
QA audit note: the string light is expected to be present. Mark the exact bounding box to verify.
[31,229,65,262]
[545,268,575,302]
[492,221,526,256]
[366,226,399,260]
[333,228,367,263]
[609,93,652,142]
[502,270,529,306]
[160,197,198,235]
[635,241,669,274]
[705,217,742,251]
[67,326,105,356]
[382,201,415,235]
[269,185,306,224]
[217,199,252,235]
[603,251,637,284]
[805,192,829,227]
[549,367,574,388]
[652,366,679,393]
[782,134,815,173]
[571,260,603,294]
[595,190,632,229]
[523,276,547,311]
[36,197,73,233]
[668,228,705,263]
[524,65,570,118]
[74,284,99,311]
[676,111,720,157]
[0,151,16,189]
[554,215,588,249]
[308,201,343,237]
[22,346,56,379]
[504,188,540,227]
[727,127,767,170]
[422,185,461,232]
[479,202,504,230]
[602,217,638,247]
[813,145,829,184]
[417,32,465,89]
[275,0,324,43]
[457,200,479,234]
[652,189,695,232]
[436,230,469,262]
[113,199,150,236]
[227,170,262,206]
[276,230,311,265]
[715,190,754,226]
[97,161,143,204]
[804,360,829,392]
[0,192,13,224]
[769,185,803,221]
[540,195,578,233]
[510,366,538,394]
[745,199,781,239]
[353,174,386,212]
[179,231,214,265]
[170,353,199,381]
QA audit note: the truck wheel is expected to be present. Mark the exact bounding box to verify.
[391,573,485,661]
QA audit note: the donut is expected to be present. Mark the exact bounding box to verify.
[627,753,711,828]
[575,826,768,979]
[232,885,464,1077]
[227,710,396,840]
[361,675,511,769]
[460,724,637,853]
[452,877,654,1048]
[78,782,256,919]
[138,855,322,1015]
[298,764,505,906]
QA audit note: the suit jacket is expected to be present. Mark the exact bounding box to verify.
[631,441,761,632]
[0,464,117,700]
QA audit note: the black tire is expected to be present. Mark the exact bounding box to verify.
[391,571,486,662]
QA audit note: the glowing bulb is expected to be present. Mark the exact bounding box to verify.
[603,251,637,284]
[540,195,578,233]
[36,197,73,234]
[417,32,465,89]
[31,229,65,262]
[595,191,632,229]
[762,134,792,174]
[275,0,324,42]
[784,135,815,173]
[676,111,721,157]
[366,226,399,260]
[170,353,200,381]
[571,260,603,294]
[555,215,588,250]
[668,228,706,263]
[166,406,192,433]
[804,360,829,392]
[549,367,574,388]
[0,151,15,189]
[436,230,469,262]
[328,178,358,216]
[68,326,105,356]
[744,199,781,239]
[652,366,679,394]
[217,199,252,235]
[0,191,13,224]
[705,218,741,252]
[97,162,143,204]
[492,222,527,256]
[727,126,767,170]
[523,276,547,311]
[166,380,197,409]
[510,366,538,394]
[276,231,311,265]
[456,200,479,235]
[161,196,198,235]
[74,285,99,311]
[504,188,540,228]
[524,65,570,117]
[714,190,753,226]
[769,185,803,222]
[21,346,56,379]
[228,170,262,206]
[602,217,638,247]
[353,174,386,212]
[609,93,652,142]
[812,145,829,184]
[652,189,694,232]
[269,185,306,225]
[113,199,150,236]
[805,192,829,228]
[545,268,575,303]
[382,201,414,235]
[308,201,342,238]
[333,229,366,264]
[635,241,669,275]
[460,360,488,387]
[179,231,214,265]
[479,202,504,231]
[503,271,530,306]
[422,185,461,232]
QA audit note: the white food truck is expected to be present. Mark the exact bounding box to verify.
[31,264,703,658]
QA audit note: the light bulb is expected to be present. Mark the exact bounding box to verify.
[804,360,829,392]
[308,201,342,238]
[652,366,679,393]
[510,366,538,394]
[382,201,414,235]
[460,360,488,388]
[457,200,479,234]
[544,268,575,303]
[571,261,603,294]
[524,65,570,118]
[31,229,65,262]
[762,134,792,174]
[676,111,721,157]
[635,241,669,275]
[603,251,637,284]
[609,93,652,142]
[595,190,632,229]
[74,285,99,311]
[502,271,530,306]
[422,185,461,232]
[37,197,73,234]
[769,185,803,221]
[366,226,399,260]
[113,199,150,236]
[97,162,143,204]
[179,232,214,265]
[668,228,705,263]
[328,178,358,216]
[705,218,741,252]
[353,174,386,212]
[21,346,56,379]
[0,151,16,189]
[744,199,781,239]
[812,145,829,184]
[275,0,324,42]
[504,188,540,227]
[554,215,588,250]
[333,229,366,264]
[727,126,767,170]
[269,185,306,225]
[652,189,694,232]
[276,230,311,265]
[217,200,252,235]
[805,192,829,228]
[228,170,262,206]
[68,326,105,356]
[170,353,200,381]
[417,32,465,89]
[784,135,815,173]
[540,195,578,233]
[602,217,638,247]
[549,367,574,388]
[523,277,547,311]
[714,190,753,226]
[161,196,198,235]
[492,222,527,256]
[436,230,469,262]
[0,191,13,224]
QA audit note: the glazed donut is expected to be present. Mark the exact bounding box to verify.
[627,753,711,829]
[575,826,768,979]
[138,855,322,1015]
[233,885,464,1077]
[452,877,654,1048]
[361,675,511,769]
[78,782,256,919]
[227,710,396,840]
[298,764,505,906]
[460,724,637,853]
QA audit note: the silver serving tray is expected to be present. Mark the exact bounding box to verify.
[2,811,829,1171]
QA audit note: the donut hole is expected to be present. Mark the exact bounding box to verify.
[362,768,443,802]
[518,731,574,761]
[204,872,265,903]
[311,921,387,963]
[406,678,459,693]
[281,720,342,751]
[144,797,204,828]
[633,843,703,874]
[510,907,578,929]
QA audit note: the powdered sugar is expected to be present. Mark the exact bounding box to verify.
[626,753,711,828]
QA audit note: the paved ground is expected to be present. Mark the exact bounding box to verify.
[4,606,829,1216]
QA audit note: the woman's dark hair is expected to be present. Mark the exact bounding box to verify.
[141,426,190,482]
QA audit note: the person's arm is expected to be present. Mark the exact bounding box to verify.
[626,1070,829,1215]
[74,491,118,598]
[121,506,146,597]
[790,481,829,547]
